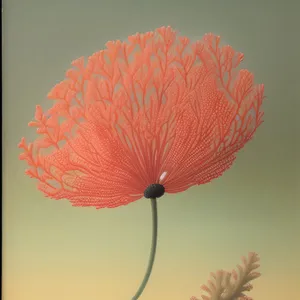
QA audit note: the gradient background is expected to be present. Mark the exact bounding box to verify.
[3,0,300,299]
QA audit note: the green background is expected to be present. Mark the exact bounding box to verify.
[3,0,299,299]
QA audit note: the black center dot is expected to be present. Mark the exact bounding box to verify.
[144,184,165,199]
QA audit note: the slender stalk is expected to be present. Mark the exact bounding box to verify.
[132,198,158,300]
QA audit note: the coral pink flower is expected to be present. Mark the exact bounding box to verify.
[18,26,264,299]
[19,26,264,208]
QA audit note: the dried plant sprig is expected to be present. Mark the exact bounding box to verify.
[191,252,261,300]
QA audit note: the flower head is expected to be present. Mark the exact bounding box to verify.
[18,26,264,209]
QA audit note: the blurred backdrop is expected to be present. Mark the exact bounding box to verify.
[3,0,300,299]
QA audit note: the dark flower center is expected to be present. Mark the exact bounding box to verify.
[144,184,165,199]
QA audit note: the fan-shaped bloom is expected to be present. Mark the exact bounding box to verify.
[18,26,264,209]
[18,26,265,299]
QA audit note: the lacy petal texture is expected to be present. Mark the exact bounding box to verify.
[191,252,261,300]
[19,26,264,208]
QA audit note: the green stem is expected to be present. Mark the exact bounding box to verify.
[132,198,158,300]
